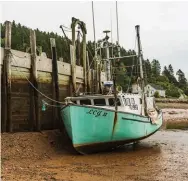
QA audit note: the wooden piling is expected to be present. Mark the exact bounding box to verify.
[6,21,12,132]
[96,60,99,93]
[50,38,60,129]
[86,51,91,92]
[98,62,102,93]
[2,21,12,132]
[76,31,81,66]
[71,20,77,94]
[30,30,40,131]
[82,33,87,93]
[70,44,76,94]
[1,52,7,132]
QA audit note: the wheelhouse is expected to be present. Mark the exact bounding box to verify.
[65,93,142,114]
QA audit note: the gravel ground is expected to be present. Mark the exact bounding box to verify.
[1,108,188,181]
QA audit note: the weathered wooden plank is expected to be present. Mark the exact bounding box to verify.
[70,44,76,94]
[5,21,12,132]
[38,72,52,83]
[98,63,102,93]
[0,47,4,65]
[1,46,104,79]
[58,74,70,82]
[76,31,81,66]
[1,47,7,132]
[76,66,84,79]
[11,66,30,73]
[10,49,31,68]
[11,99,30,110]
[86,51,91,92]
[50,38,60,129]
[82,32,87,93]
[12,115,30,120]
[58,61,70,75]
[30,29,40,131]
[1,47,85,78]
[11,82,30,93]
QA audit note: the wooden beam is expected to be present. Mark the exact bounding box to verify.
[86,51,91,92]
[70,44,76,94]
[98,62,102,93]
[50,38,60,129]
[6,21,12,132]
[1,21,12,132]
[71,20,77,94]
[82,33,87,93]
[96,60,99,93]
[76,31,81,66]
[30,30,40,131]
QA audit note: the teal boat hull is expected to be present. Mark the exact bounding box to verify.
[60,104,163,154]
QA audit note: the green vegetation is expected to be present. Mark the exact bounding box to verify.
[1,21,188,97]
[154,91,160,98]
[166,121,188,130]
[156,102,188,109]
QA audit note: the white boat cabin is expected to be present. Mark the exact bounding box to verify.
[65,93,143,115]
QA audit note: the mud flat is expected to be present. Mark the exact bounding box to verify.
[1,129,188,181]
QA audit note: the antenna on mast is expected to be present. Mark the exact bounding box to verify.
[92,1,99,93]
[116,1,119,44]
[110,8,114,58]
[92,1,97,57]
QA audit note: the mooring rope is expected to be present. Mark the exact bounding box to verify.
[10,52,65,107]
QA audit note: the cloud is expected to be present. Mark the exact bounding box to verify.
[1,1,188,77]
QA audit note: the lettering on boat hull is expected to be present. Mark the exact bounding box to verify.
[86,109,108,117]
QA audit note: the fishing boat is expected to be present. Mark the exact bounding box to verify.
[60,3,163,154]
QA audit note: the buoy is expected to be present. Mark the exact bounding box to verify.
[116,86,122,93]
[42,101,46,111]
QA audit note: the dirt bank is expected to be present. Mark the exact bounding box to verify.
[162,109,188,129]
[1,129,188,181]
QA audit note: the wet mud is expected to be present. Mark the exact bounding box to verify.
[1,129,188,181]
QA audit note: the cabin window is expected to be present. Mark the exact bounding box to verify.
[80,99,91,105]
[140,98,142,104]
[124,98,130,106]
[93,99,106,106]
[131,98,135,105]
[108,98,121,106]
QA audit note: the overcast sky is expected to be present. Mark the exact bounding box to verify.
[1,1,188,78]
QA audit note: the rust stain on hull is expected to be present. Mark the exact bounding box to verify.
[112,111,118,135]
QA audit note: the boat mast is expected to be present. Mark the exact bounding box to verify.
[92,1,98,93]
[116,1,120,57]
[135,25,145,115]
[112,1,120,112]
[92,1,97,58]
[103,30,111,81]
[110,9,113,58]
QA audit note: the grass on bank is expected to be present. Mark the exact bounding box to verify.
[164,120,188,130]
[156,102,188,109]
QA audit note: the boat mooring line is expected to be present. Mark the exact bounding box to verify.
[10,52,66,106]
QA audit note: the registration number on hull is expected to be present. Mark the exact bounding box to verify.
[86,109,108,117]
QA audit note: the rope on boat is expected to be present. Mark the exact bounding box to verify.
[10,52,66,109]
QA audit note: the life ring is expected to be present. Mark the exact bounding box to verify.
[116,86,122,93]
